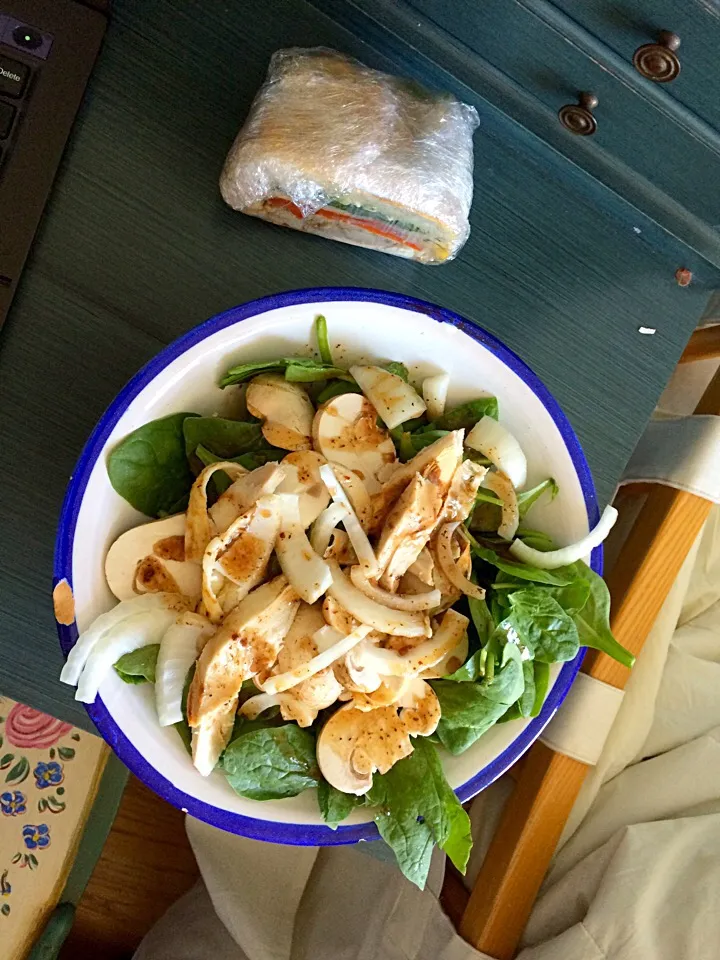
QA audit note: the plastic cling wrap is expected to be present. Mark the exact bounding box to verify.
[220,48,479,264]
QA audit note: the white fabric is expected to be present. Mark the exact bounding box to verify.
[539,673,625,766]
[134,504,720,960]
[619,415,720,503]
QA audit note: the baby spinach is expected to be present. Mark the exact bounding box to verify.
[517,478,558,519]
[222,725,320,800]
[107,412,200,518]
[220,357,350,388]
[367,738,471,889]
[564,562,635,668]
[113,644,160,684]
[507,588,580,663]
[316,380,363,405]
[315,314,333,366]
[317,780,362,829]
[382,360,409,382]
[437,396,498,430]
[183,417,264,461]
[472,543,576,586]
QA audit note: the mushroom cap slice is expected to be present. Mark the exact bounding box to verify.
[105,514,201,602]
[246,374,314,451]
[312,394,396,494]
[187,576,300,726]
[316,680,440,794]
[209,462,286,534]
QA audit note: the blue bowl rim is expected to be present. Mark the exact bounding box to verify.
[54,285,601,846]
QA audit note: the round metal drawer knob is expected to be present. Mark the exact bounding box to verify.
[558,92,598,136]
[633,31,681,83]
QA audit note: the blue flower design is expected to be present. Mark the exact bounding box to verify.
[22,824,50,850]
[33,761,63,790]
[0,791,26,816]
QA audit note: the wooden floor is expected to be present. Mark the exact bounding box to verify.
[60,775,199,959]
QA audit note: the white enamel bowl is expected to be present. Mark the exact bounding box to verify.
[54,288,600,845]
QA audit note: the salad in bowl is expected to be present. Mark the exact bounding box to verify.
[56,296,630,889]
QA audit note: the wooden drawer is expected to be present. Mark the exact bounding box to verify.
[552,0,720,133]
[395,0,720,251]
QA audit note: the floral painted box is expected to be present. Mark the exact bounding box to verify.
[0,697,106,960]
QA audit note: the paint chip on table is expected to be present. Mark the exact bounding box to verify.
[638,327,656,335]
[52,580,75,626]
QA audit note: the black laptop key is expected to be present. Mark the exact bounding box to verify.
[0,102,15,139]
[0,54,29,98]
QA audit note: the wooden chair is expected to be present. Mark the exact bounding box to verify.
[441,358,720,959]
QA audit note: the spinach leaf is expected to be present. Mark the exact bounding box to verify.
[222,725,320,800]
[113,644,160,684]
[316,380,363,405]
[472,543,576,586]
[431,681,511,754]
[389,426,416,463]
[174,665,195,754]
[107,412,200,517]
[546,579,591,616]
[531,661,550,716]
[432,644,524,754]
[367,739,471,889]
[446,650,485,682]
[315,314,333,366]
[516,527,556,551]
[468,595,494,647]
[183,417,264,461]
[317,780,362,829]
[220,357,349,388]
[195,443,283,473]
[563,562,635,668]
[507,588,580,663]
[437,397,498,430]
[499,660,535,721]
[382,361,409,382]
[517,479,558,519]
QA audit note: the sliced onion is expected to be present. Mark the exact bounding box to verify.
[422,373,450,420]
[510,505,618,569]
[326,561,430,637]
[209,462,286,534]
[465,417,527,489]
[76,607,179,703]
[185,461,248,562]
[435,523,486,600]
[60,593,186,687]
[239,692,281,719]
[260,623,373,695]
[349,364,426,429]
[349,566,441,612]
[155,612,214,726]
[349,608,469,677]
[274,494,332,604]
[310,502,349,557]
[319,464,379,577]
[482,470,519,540]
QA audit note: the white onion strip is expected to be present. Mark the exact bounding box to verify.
[274,494,332,604]
[349,565,441,612]
[435,523,486,600]
[260,624,373,695]
[510,505,618,570]
[156,612,214,726]
[327,561,430,637]
[422,373,450,420]
[482,470,519,540]
[240,692,281,719]
[311,502,350,557]
[319,464,379,577]
[185,461,248,562]
[465,416,527,489]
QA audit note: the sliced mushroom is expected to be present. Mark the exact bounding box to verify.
[105,514,201,602]
[316,679,440,794]
[275,451,330,527]
[421,630,469,680]
[191,695,237,777]
[187,576,300,728]
[246,374,314,451]
[312,394,396,493]
[209,462,286,534]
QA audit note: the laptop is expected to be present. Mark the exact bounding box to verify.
[0,0,107,330]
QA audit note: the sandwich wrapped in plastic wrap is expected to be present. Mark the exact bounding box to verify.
[220,48,479,264]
